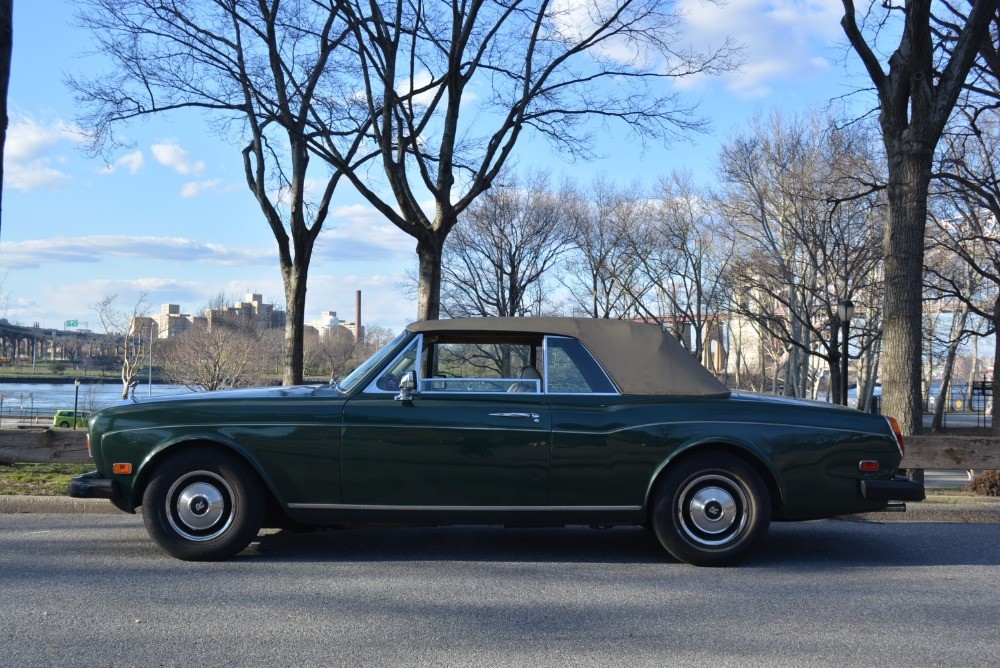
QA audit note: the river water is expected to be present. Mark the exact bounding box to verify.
[0,381,195,421]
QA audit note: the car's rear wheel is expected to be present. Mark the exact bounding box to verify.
[59,421,69,428]
[651,452,770,567]
[142,449,264,561]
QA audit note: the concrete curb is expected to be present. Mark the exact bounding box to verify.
[2,494,999,521]
[0,495,124,515]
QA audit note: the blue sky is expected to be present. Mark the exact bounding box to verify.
[1,0,866,333]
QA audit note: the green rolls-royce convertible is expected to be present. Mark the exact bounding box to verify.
[70,317,924,566]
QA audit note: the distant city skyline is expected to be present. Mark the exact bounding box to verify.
[1,0,867,333]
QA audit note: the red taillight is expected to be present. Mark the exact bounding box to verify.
[885,416,905,457]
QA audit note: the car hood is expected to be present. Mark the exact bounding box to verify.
[101,384,333,413]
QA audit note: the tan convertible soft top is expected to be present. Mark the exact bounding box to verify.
[407,317,730,397]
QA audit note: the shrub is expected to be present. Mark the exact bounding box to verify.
[965,470,1000,497]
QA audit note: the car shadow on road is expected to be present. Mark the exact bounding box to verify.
[248,520,1000,567]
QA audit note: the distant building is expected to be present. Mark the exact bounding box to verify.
[310,310,363,341]
[206,293,284,332]
[155,304,206,339]
[129,316,159,339]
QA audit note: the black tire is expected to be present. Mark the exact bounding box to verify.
[651,452,770,567]
[59,421,70,428]
[142,449,264,561]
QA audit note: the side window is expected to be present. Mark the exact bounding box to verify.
[545,337,618,394]
[421,341,542,393]
[371,336,421,392]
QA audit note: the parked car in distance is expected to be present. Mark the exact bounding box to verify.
[70,318,924,566]
[52,409,91,429]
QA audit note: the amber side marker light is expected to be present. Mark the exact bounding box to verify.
[112,463,133,475]
[859,460,880,472]
[885,416,905,457]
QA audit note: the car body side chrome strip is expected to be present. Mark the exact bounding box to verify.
[287,503,643,512]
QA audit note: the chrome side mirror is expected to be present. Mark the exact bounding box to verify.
[395,370,417,402]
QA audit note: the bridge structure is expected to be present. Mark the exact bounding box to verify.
[0,320,117,366]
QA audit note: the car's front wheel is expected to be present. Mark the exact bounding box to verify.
[142,449,264,561]
[651,452,770,567]
[58,421,69,428]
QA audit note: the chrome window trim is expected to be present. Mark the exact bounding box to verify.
[543,335,621,396]
[363,334,423,395]
[418,377,541,394]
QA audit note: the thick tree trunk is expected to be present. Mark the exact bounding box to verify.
[416,236,445,321]
[0,0,12,236]
[880,146,932,434]
[282,263,307,386]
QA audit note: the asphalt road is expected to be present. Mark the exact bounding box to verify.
[2,515,999,667]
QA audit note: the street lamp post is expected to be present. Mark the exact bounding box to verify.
[837,299,854,406]
[73,379,81,430]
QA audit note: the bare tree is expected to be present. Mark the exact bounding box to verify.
[306,325,360,379]
[562,178,651,319]
[71,0,371,387]
[92,292,153,399]
[308,322,395,379]
[626,172,734,369]
[159,323,265,391]
[840,0,998,431]
[441,171,571,318]
[926,121,1000,432]
[312,0,738,321]
[718,112,884,401]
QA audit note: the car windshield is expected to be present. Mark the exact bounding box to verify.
[334,331,407,394]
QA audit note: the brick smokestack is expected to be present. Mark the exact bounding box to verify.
[355,290,362,342]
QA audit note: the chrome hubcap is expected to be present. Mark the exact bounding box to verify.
[166,471,234,542]
[677,474,749,546]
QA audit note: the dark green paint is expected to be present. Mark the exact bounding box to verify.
[85,351,902,523]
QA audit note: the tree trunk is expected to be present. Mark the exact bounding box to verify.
[416,236,445,321]
[282,263,307,386]
[880,146,932,434]
[992,300,1000,436]
[829,324,841,404]
[0,0,12,237]
[931,305,968,431]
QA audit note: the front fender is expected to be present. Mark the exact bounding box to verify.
[123,431,285,512]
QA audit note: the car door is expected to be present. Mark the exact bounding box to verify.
[341,335,551,507]
[544,336,649,508]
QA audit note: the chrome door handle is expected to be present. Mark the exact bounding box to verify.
[489,412,541,423]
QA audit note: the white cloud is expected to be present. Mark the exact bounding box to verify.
[117,150,145,174]
[100,150,145,176]
[0,235,273,270]
[314,203,414,263]
[2,116,84,191]
[151,140,206,176]
[674,0,843,97]
[5,163,72,191]
[181,178,225,198]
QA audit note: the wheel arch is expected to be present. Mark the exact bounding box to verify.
[131,438,283,518]
[644,440,786,521]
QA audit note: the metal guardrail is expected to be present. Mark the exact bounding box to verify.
[0,429,998,469]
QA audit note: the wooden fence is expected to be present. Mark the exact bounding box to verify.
[0,429,998,469]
